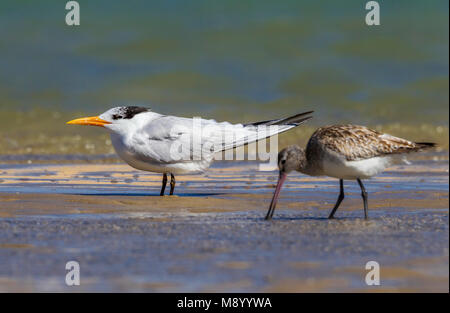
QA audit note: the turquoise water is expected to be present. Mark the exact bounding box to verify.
[0,0,448,126]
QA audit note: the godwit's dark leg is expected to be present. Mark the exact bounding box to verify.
[357,178,368,219]
[328,179,344,219]
[170,173,176,195]
[160,173,168,196]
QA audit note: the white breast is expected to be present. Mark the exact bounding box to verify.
[322,154,407,179]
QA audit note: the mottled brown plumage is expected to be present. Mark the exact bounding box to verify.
[307,124,433,162]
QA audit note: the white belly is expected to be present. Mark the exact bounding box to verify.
[110,133,213,174]
[116,153,212,174]
[322,155,406,179]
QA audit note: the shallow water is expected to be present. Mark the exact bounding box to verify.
[0,159,448,292]
[0,158,448,196]
[0,1,448,156]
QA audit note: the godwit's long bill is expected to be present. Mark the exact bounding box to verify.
[265,124,436,220]
[67,106,313,196]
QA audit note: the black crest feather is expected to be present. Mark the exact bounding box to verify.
[112,106,149,120]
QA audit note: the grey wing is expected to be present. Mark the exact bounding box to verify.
[136,116,250,163]
[135,116,200,163]
[137,115,300,163]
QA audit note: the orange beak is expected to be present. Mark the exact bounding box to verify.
[66,116,111,127]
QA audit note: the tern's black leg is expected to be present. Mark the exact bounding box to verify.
[170,174,176,195]
[357,178,368,219]
[328,179,345,219]
[160,173,168,196]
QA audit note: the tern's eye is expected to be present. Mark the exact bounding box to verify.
[112,114,122,120]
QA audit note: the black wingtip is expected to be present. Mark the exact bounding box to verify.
[292,115,313,126]
[416,142,437,149]
[416,142,437,147]
[271,110,314,126]
[244,110,314,127]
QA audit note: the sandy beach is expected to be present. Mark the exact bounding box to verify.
[0,156,448,292]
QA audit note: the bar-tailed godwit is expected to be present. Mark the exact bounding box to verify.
[265,124,436,220]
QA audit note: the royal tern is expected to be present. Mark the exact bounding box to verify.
[67,106,313,195]
[265,124,436,220]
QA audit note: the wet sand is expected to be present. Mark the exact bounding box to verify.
[0,159,448,292]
